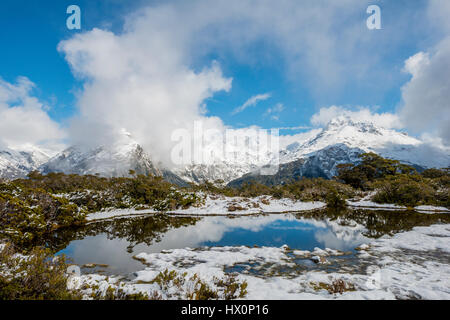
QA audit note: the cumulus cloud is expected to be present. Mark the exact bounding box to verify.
[399,38,450,146]
[0,77,65,153]
[55,0,450,166]
[57,0,401,166]
[310,105,402,129]
[403,52,430,77]
[58,25,232,165]
[232,93,271,115]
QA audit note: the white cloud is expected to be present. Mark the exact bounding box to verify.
[311,105,402,129]
[232,93,271,115]
[309,35,450,149]
[58,0,410,166]
[58,25,232,166]
[399,38,450,146]
[403,52,430,78]
[56,0,450,165]
[0,77,65,153]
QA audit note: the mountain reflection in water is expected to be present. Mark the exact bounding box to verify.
[52,209,449,276]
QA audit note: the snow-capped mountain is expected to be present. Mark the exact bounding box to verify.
[172,132,276,184]
[280,116,450,169]
[39,132,161,178]
[229,144,366,186]
[0,146,52,179]
[174,162,261,185]
[294,143,365,179]
[2,116,449,183]
[183,116,450,184]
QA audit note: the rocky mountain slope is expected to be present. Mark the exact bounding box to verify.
[35,132,189,186]
[228,144,365,187]
[1,116,449,184]
[0,146,51,179]
[279,116,449,169]
[186,116,449,185]
[39,144,160,178]
[38,132,161,178]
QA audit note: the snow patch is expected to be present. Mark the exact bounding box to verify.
[71,223,450,300]
[170,194,325,216]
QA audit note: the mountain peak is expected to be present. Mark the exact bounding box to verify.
[278,115,448,169]
[326,115,378,129]
[324,116,384,137]
[38,138,161,178]
[326,115,355,127]
[0,145,51,179]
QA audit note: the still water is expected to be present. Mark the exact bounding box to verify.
[54,209,449,276]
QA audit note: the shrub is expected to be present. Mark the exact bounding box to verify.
[328,279,355,295]
[310,278,355,295]
[372,175,435,207]
[422,168,448,179]
[0,185,85,247]
[88,286,159,300]
[0,243,81,300]
[214,274,248,300]
[325,189,347,209]
[0,173,205,246]
[149,269,248,300]
[336,152,417,189]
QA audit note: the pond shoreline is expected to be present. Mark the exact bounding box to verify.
[86,196,449,223]
[67,221,450,300]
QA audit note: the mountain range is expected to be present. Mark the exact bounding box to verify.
[0,145,52,180]
[1,116,449,185]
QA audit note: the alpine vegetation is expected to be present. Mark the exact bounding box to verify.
[1,0,450,303]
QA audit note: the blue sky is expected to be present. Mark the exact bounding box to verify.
[0,0,449,150]
[0,0,145,123]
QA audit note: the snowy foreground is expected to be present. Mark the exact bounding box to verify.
[70,223,450,300]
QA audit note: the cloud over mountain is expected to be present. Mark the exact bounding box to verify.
[59,26,232,166]
[52,0,450,167]
[56,0,397,166]
[311,106,402,130]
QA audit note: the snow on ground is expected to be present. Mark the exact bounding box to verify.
[87,191,448,222]
[86,195,326,221]
[347,192,449,213]
[71,223,450,300]
[81,191,449,299]
[86,208,157,222]
[347,199,407,210]
[347,192,406,210]
[355,224,450,299]
[170,195,325,216]
[414,205,450,214]
[132,224,450,299]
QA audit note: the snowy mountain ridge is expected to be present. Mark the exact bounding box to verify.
[178,116,449,184]
[39,132,161,178]
[1,116,449,183]
[0,146,52,179]
[280,116,449,169]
